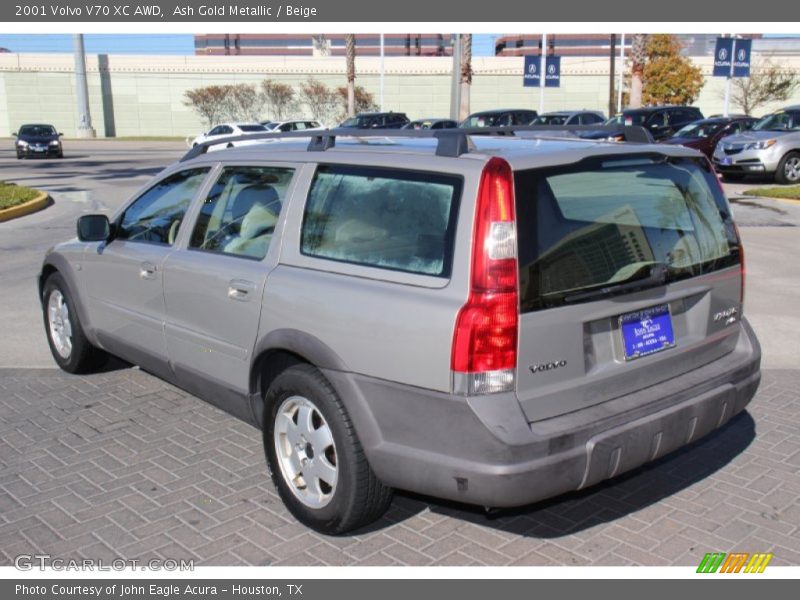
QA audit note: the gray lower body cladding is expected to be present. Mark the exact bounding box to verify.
[323,319,761,508]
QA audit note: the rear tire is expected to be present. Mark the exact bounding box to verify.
[42,273,108,374]
[776,151,800,185]
[263,364,393,534]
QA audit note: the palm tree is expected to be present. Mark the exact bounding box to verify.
[630,34,647,108]
[345,34,356,118]
[459,34,473,121]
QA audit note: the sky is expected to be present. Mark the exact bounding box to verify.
[0,34,501,56]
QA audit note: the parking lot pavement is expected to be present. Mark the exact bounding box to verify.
[0,365,799,567]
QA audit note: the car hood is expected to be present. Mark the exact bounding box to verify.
[18,135,59,143]
[721,129,798,144]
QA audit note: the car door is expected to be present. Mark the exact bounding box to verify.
[82,167,212,377]
[161,163,299,420]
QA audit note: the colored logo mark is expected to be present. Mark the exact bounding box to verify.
[696,552,773,573]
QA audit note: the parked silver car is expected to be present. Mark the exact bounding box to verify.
[712,105,800,183]
[40,127,761,534]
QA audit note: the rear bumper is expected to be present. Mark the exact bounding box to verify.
[324,319,761,507]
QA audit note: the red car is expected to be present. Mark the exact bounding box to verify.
[662,116,757,159]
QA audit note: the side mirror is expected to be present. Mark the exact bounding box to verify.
[58,132,64,137]
[77,214,111,242]
[12,132,17,136]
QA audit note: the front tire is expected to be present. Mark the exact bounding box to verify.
[776,151,800,185]
[263,364,393,534]
[42,273,108,374]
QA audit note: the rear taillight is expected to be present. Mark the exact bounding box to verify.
[452,157,518,395]
[734,221,746,307]
[710,159,746,308]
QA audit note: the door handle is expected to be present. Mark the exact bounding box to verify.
[228,279,255,301]
[140,261,157,279]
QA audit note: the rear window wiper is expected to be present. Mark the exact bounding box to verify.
[563,263,668,304]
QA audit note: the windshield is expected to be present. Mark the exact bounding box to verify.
[238,125,267,133]
[463,114,503,127]
[514,156,740,311]
[340,116,373,128]
[607,113,647,126]
[674,121,724,139]
[19,125,57,136]
[533,115,568,125]
[753,111,800,131]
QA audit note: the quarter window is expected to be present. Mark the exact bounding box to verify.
[189,166,294,260]
[301,165,462,277]
[117,168,210,246]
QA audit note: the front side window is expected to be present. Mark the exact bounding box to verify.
[117,168,210,245]
[515,156,741,311]
[301,165,462,277]
[189,166,294,260]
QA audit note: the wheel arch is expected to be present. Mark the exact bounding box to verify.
[249,329,352,428]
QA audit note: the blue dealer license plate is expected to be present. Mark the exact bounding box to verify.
[620,304,676,360]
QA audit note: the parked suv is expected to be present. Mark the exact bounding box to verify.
[40,127,760,534]
[606,106,705,141]
[712,106,800,183]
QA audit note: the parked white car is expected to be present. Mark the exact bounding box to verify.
[187,123,269,151]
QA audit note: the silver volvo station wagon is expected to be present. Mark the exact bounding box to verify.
[39,126,761,534]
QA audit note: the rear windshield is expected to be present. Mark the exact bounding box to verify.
[515,155,741,312]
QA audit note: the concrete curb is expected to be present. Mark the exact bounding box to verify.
[0,190,50,222]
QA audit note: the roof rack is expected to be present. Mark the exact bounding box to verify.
[179,125,653,162]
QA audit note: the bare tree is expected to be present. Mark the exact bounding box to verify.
[260,80,298,121]
[630,34,647,108]
[345,34,357,118]
[298,78,339,125]
[183,86,230,129]
[336,85,378,121]
[729,59,800,115]
[222,83,264,122]
[459,34,473,121]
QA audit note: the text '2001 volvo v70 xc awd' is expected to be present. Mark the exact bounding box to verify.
[39,126,761,534]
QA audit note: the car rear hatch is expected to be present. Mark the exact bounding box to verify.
[513,153,744,422]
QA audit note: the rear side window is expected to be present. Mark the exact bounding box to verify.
[515,156,741,312]
[301,165,462,277]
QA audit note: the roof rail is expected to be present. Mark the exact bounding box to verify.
[179,125,653,162]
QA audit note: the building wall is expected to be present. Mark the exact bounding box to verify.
[2,53,799,138]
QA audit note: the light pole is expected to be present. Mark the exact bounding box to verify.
[450,34,462,121]
[539,33,546,113]
[73,34,96,138]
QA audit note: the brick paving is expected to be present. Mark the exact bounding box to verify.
[1,366,798,566]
